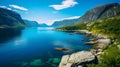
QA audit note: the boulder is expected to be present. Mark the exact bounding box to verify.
[95,34,108,39]
[59,51,95,67]
[60,55,70,65]
[96,39,111,49]
[68,51,95,63]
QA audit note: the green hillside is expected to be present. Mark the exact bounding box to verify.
[58,15,120,67]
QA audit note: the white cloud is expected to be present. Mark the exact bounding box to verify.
[49,0,78,10]
[63,16,80,20]
[0,6,12,10]
[9,4,28,11]
[54,16,80,22]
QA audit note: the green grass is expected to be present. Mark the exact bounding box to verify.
[58,16,120,40]
[88,44,120,67]
[87,16,120,40]
[57,23,87,30]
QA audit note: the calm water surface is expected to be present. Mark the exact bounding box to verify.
[0,27,92,67]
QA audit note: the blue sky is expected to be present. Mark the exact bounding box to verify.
[0,0,119,25]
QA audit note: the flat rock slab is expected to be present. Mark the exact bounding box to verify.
[59,51,95,67]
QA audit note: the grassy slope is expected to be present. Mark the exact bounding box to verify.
[87,16,120,39]
[57,23,87,30]
[58,16,120,67]
[88,44,120,67]
[87,16,120,67]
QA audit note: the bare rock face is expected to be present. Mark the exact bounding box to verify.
[78,3,120,23]
[96,39,111,49]
[59,51,96,67]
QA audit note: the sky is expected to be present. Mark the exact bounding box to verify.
[0,0,120,25]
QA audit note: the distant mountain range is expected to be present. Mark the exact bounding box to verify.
[39,23,49,27]
[0,3,120,28]
[51,18,80,27]
[24,19,48,27]
[23,20,39,27]
[0,7,48,28]
[51,3,120,27]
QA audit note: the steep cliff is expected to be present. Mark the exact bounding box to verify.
[78,3,120,23]
[0,8,25,27]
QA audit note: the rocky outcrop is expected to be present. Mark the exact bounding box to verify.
[58,30,112,67]
[59,51,96,67]
[74,30,91,34]
[95,39,111,49]
[76,30,111,49]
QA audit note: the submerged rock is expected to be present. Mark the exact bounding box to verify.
[85,41,96,45]
[55,48,70,51]
[21,62,29,67]
[59,51,96,67]
[52,58,61,63]
[30,59,42,66]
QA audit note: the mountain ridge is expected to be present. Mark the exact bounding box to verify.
[24,19,49,27]
[0,7,25,27]
[23,19,40,27]
[51,18,80,27]
[77,3,120,23]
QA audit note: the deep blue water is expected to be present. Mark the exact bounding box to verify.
[0,27,92,67]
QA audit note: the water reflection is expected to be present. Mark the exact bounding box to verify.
[0,28,22,44]
[37,27,54,30]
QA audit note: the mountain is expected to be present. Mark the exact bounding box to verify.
[52,3,120,28]
[58,3,120,31]
[78,3,120,23]
[0,8,26,43]
[39,23,49,27]
[51,18,79,27]
[24,20,49,27]
[0,7,25,27]
[56,3,120,67]
[23,20,40,27]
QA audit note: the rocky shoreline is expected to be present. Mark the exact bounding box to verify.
[58,30,112,67]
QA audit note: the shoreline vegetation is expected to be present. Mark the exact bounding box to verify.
[56,16,120,67]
